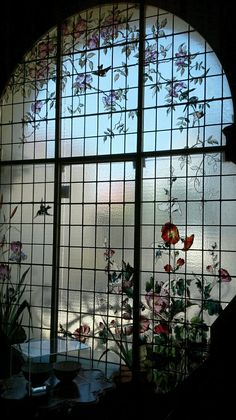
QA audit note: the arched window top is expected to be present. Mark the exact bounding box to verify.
[0,2,233,161]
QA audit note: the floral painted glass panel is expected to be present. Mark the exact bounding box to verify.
[0,2,235,392]
[60,4,140,156]
[0,27,57,161]
[56,2,235,391]
[0,164,54,344]
[58,161,135,370]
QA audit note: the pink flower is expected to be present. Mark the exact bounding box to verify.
[38,41,55,59]
[219,268,231,282]
[73,324,90,343]
[87,34,99,49]
[139,316,150,333]
[145,288,169,314]
[104,248,115,259]
[74,19,87,39]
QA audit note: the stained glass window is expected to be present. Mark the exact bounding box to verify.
[0,3,235,392]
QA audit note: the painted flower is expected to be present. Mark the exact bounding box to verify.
[154,323,169,335]
[139,315,150,333]
[219,268,231,282]
[144,45,158,65]
[29,63,49,81]
[100,12,120,42]
[182,234,194,251]
[104,248,115,260]
[73,73,93,93]
[102,90,120,109]
[87,33,99,49]
[74,18,87,39]
[206,265,214,273]
[0,263,10,281]
[164,264,173,272]
[31,100,44,114]
[73,324,90,343]
[9,241,27,263]
[145,288,169,314]
[161,222,180,245]
[38,41,55,59]
[166,81,187,98]
[177,258,185,266]
[175,43,189,69]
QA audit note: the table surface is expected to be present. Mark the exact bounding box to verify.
[1,368,114,407]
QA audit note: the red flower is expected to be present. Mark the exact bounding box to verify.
[219,268,231,282]
[177,258,185,266]
[182,234,194,251]
[206,265,214,273]
[161,223,180,245]
[154,323,169,335]
[164,264,173,272]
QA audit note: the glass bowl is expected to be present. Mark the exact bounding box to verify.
[53,360,81,383]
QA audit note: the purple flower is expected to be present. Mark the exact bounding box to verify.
[102,90,119,108]
[73,73,93,93]
[166,81,187,98]
[0,263,10,281]
[87,34,99,49]
[144,46,158,65]
[145,287,169,315]
[100,13,120,42]
[9,241,27,263]
[31,100,43,114]
[175,43,189,69]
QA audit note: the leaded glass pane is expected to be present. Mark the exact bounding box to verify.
[0,2,235,394]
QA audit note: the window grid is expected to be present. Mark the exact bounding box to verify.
[0,2,235,393]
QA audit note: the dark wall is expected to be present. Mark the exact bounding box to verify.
[0,0,235,111]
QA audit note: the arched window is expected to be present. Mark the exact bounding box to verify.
[0,2,235,392]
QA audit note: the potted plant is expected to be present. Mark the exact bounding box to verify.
[98,318,133,383]
[0,196,31,379]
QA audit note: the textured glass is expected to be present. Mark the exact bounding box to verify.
[0,28,57,161]
[0,1,236,394]
[0,164,54,339]
[60,4,140,157]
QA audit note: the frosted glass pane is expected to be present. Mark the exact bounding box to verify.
[97,205,109,225]
[222,176,236,199]
[70,226,82,247]
[221,201,236,225]
[110,204,124,225]
[142,203,155,224]
[70,205,82,225]
[83,205,96,225]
